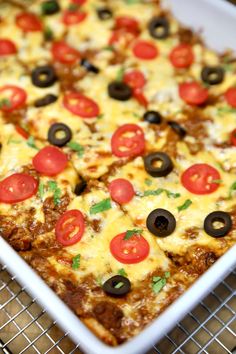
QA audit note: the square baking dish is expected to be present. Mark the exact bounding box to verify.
[0,1,236,353]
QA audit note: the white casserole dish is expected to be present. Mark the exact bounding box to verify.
[1,1,236,353]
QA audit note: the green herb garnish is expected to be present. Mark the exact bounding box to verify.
[7,138,21,144]
[72,254,81,270]
[116,67,125,81]
[0,98,11,109]
[144,178,152,186]
[41,1,59,14]
[38,182,44,200]
[229,181,236,198]
[90,198,111,214]
[114,282,124,289]
[48,180,61,205]
[97,113,104,119]
[67,141,84,157]
[177,199,192,212]
[118,268,128,277]
[124,228,143,240]
[152,272,170,294]
[217,106,236,115]
[103,45,115,51]
[26,136,39,150]
[211,179,223,184]
[143,188,181,199]
[44,26,54,41]
[125,0,142,4]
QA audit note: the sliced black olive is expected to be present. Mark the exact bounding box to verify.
[143,110,162,124]
[201,66,225,85]
[41,0,60,15]
[147,208,176,237]
[74,180,87,196]
[34,94,58,107]
[102,275,131,297]
[148,17,169,39]
[48,123,72,147]
[31,65,57,88]
[204,211,232,238]
[144,152,173,177]
[168,121,186,138]
[81,59,100,74]
[108,81,132,101]
[97,7,113,20]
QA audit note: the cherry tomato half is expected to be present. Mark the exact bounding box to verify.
[63,92,99,118]
[55,209,85,246]
[51,41,80,65]
[109,29,136,47]
[0,173,38,204]
[111,124,145,158]
[181,163,221,195]
[225,87,236,108]
[115,16,140,35]
[132,40,158,60]
[15,125,29,139]
[15,13,42,32]
[62,10,87,25]
[0,85,27,112]
[179,82,208,105]
[169,44,194,68]
[110,232,150,264]
[109,178,135,204]
[230,128,236,146]
[123,70,146,90]
[133,89,148,108]
[32,146,68,176]
[0,39,17,56]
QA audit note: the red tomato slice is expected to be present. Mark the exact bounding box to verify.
[32,146,68,176]
[15,13,42,32]
[109,178,135,204]
[0,39,17,56]
[63,92,99,118]
[0,85,27,112]
[110,232,150,264]
[132,40,158,60]
[115,16,140,35]
[169,44,194,68]
[133,89,148,108]
[181,163,221,195]
[55,209,85,246]
[0,173,38,204]
[111,124,145,158]
[109,29,136,47]
[123,70,146,89]
[62,10,87,25]
[230,128,236,146]
[15,125,29,139]
[225,87,236,108]
[51,41,80,65]
[179,82,208,105]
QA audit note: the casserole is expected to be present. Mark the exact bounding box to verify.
[0,0,235,352]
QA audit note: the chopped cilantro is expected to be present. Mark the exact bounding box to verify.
[38,182,44,200]
[152,272,170,294]
[48,180,61,205]
[118,268,128,277]
[124,228,143,240]
[0,98,11,109]
[229,181,236,198]
[67,141,84,157]
[116,67,125,81]
[143,188,180,199]
[72,254,81,270]
[114,282,124,289]
[177,199,192,212]
[26,136,39,150]
[90,198,111,214]
[144,178,152,186]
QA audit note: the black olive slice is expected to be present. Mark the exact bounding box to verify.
[97,7,113,20]
[201,66,225,85]
[108,81,132,101]
[34,94,58,107]
[148,17,169,39]
[168,121,186,138]
[102,275,131,297]
[144,152,173,177]
[146,208,176,237]
[143,110,162,124]
[204,211,232,238]
[41,0,60,15]
[81,59,100,74]
[48,123,72,147]
[31,65,57,88]
[74,180,87,196]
